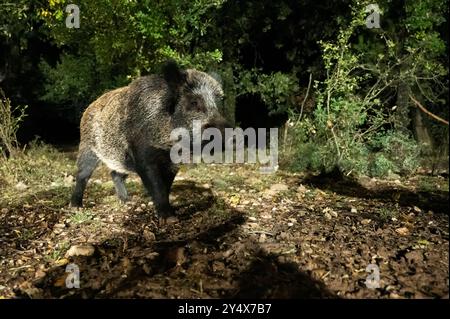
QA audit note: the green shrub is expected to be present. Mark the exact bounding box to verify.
[281,4,424,178]
[370,131,420,176]
[369,154,396,177]
[0,89,27,158]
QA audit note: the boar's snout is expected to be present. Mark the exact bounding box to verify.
[202,116,233,151]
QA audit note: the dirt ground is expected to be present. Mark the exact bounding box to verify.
[0,151,448,299]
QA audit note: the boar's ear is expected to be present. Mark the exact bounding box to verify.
[162,60,187,114]
[163,60,186,85]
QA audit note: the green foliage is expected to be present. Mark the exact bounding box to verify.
[378,207,397,223]
[39,54,96,104]
[369,154,395,177]
[237,68,299,115]
[69,210,94,224]
[37,0,226,110]
[282,0,443,177]
[371,131,421,175]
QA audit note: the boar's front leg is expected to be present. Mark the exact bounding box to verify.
[134,150,174,219]
[162,164,179,194]
[137,164,174,218]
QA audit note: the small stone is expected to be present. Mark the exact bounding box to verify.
[351,207,358,213]
[63,175,74,185]
[324,212,332,220]
[222,250,233,259]
[361,219,371,225]
[65,244,95,258]
[259,233,267,243]
[395,227,409,236]
[35,269,46,280]
[15,182,28,191]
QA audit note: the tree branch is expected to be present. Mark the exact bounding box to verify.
[409,94,449,126]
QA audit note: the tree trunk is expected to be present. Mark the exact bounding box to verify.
[394,81,412,135]
[413,108,434,149]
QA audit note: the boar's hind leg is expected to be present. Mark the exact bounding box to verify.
[70,149,99,207]
[111,171,128,202]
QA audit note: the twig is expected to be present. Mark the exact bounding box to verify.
[295,73,313,125]
[9,265,33,271]
[409,94,449,126]
[247,230,274,236]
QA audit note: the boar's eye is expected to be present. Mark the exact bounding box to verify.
[189,98,205,112]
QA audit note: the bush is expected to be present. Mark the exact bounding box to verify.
[369,154,396,177]
[0,89,27,158]
[281,5,423,178]
[371,131,420,176]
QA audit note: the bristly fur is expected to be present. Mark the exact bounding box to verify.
[71,61,228,219]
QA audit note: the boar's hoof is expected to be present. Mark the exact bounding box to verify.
[70,197,83,208]
[158,215,179,226]
[156,205,178,225]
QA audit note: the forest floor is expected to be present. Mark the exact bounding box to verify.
[0,145,448,299]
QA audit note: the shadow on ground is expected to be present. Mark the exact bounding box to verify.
[226,252,336,298]
[304,171,449,215]
[10,181,336,299]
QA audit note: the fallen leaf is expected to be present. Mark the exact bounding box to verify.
[54,258,69,266]
[413,206,422,213]
[229,194,240,205]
